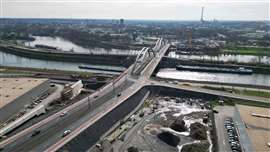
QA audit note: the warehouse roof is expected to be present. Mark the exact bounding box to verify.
[0,78,47,109]
[236,104,270,152]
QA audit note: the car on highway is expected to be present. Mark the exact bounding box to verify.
[60,111,67,117]
[31,130,41,137]
[62,130,71,137]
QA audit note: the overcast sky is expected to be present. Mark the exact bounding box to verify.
[1,0,269,21]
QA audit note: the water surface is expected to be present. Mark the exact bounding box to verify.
[0,51,122,74]
[24,36,138,55]
[157,68,270,86]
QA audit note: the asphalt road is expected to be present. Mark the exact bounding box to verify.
[1,80,133,152]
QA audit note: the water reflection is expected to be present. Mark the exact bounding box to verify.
[24,36,138,55]
[157,68,270,86]
[168,52,270,65]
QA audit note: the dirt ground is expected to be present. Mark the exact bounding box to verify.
[236,104,270,152]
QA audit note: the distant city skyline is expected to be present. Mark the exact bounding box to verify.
[1,0,269,21]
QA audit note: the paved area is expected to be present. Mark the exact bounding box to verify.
[0,80,133,152]
[214,106,235,152]
[236,105,269,152]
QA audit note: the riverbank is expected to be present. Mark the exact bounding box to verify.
[0,65,95,76]
[201,85,270,99]
[161,57,270,74]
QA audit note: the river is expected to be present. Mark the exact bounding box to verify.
[157,68,270,87]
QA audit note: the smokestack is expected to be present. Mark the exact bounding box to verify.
[200,6,204,22]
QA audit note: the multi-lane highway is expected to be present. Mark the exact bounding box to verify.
[0,39,268,152]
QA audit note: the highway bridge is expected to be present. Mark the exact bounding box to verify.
[0,38,268,152]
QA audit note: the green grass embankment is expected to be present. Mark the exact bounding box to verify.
[202,86,270,99]
[210,98,270,108]
[238,89,270,99]
[203,85,270,108]
[222,47,270,56]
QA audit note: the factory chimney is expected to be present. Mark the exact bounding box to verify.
[200,7,204,23]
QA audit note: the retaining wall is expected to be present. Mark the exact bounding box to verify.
[59,87,149,151]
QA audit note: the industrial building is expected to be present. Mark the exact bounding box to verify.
[61,80,83,100]
[236,105,270,152]
[0,78,50,124]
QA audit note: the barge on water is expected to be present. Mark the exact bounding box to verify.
[176,65,253,74]
[78,65,125,73]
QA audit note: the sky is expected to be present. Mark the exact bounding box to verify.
[1,0,269,21]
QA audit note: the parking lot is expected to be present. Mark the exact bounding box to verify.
[224,118,242,152]
[214,106,235,152]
